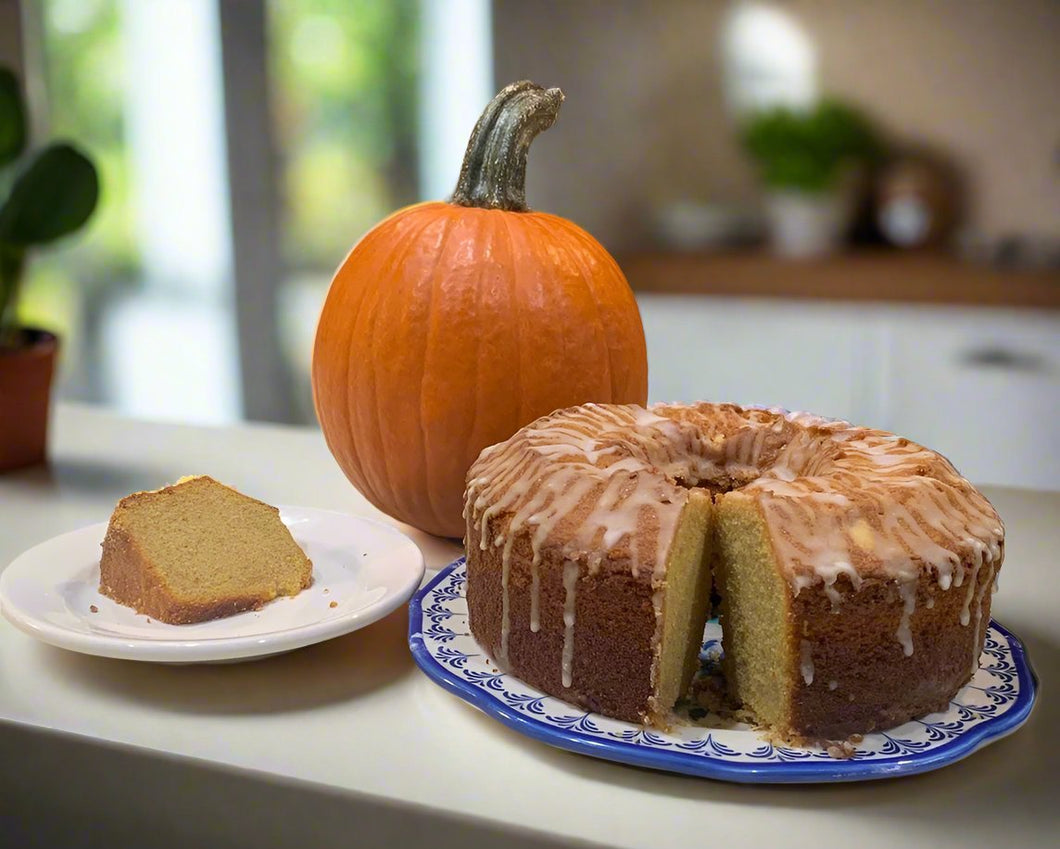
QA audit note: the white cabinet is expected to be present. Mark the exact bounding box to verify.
[637,294,1060,490]
[639,296,879,422]
[882,307,1060,491]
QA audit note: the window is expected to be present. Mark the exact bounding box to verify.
[720,1,817,116]
[270,0,421,422]
[20,0,491,425]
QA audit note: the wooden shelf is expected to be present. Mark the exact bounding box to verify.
[617,250,1060,310]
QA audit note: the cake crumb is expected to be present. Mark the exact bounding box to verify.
[322,588,329,594]
[329,600,338,608]
[691,672,750,722]
[763,726,861,759]
[826,741,858,759]
[687,660,872,758]
[89,605,99,613]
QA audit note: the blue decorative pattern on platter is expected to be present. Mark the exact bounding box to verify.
[408,557,1038,783]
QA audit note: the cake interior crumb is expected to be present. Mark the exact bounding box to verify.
[685,648,864,758]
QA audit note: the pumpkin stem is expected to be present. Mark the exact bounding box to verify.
[451,80,564,212]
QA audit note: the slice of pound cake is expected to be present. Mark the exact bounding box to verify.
[99,476,313,624]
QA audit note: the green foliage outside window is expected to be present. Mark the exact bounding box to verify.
[24,0,420,407]
[21,0,132,346]
[269,0,419,270]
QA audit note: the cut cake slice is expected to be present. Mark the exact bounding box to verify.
[99,475,312,624]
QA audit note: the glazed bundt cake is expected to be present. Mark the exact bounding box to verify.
[463,403,1004,740]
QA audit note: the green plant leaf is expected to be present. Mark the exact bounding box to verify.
[0,67,27,167]
[741,99,882,192]
[0,143,99,245]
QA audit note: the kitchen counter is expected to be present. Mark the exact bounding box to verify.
[2,404,1057,848]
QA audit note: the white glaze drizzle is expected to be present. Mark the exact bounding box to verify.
[815,559,863,607]
[530,563,541,633]
[970,561,997,677]
[499,551,511,665]
[741,419,1003,656]
[561,559,579,687]
[960,539,985,626]
[896,579,918,656]
[465,402,1005,674]
[800,640,815,685]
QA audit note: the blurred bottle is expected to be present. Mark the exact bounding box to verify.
[875,156,959,249]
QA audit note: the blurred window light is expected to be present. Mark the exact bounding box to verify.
[289,14,348,71]
[721,0,818,115]
[273,0,492,422]
[100,0,237,424]
[26,0,493,425]
[28,0,238,425]
[268,0,422,423]
[418,0,493,202]
[108,0,239,424]
[122,0,232,298]
[268,0,421,274]
[49,0,106,35]
[26,0,139,408]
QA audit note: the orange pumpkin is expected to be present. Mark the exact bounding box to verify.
[312,81,647,538]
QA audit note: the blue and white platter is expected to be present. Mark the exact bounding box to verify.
[408,557,1038,784]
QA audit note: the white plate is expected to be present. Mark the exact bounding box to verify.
[0,506,425,663]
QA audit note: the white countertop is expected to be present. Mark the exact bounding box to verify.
[1,404,1057,848]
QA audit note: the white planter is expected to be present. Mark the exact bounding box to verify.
[764,191,847,259]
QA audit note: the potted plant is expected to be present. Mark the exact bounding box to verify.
[741,99,880,258]
[0,66,98,471]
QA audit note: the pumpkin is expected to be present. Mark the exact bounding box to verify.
[312,81,648,538]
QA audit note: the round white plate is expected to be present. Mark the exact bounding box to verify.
[0,506,425,663]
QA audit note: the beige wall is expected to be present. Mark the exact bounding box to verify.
[493,0,1060,250]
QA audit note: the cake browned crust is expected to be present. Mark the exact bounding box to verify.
[467,515,658,722]
[784,562,997,738]
[99,476,313,625]
[463,402,1005,741]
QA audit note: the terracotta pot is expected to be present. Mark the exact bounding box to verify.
[0,328,59,472]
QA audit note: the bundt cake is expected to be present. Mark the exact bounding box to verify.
[99,475,313,624]
[463,403,1004,740]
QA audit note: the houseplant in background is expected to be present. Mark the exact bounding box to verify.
[0,67,99,471]
[742,99,880,258]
